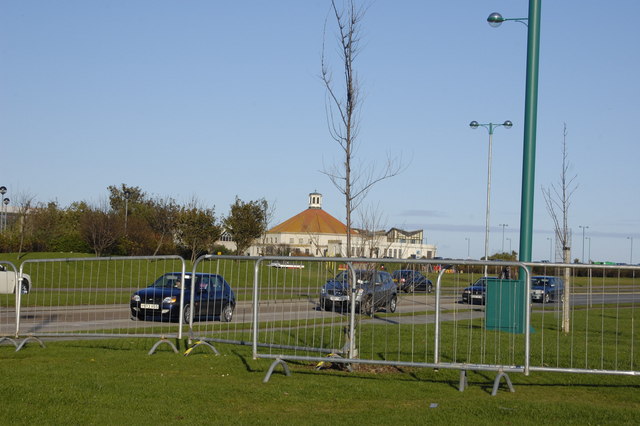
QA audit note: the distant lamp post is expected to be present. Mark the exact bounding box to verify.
[499,224,508,252]
[579,225,589,264]
[2,198,9,231]
[585,236,591,264]
[465,237,471,259]
[546,237,553,262]
[507,237,512,253]
[124,190,131,235]
[0,186,6,232]
[470,120,513,276]
[628,237,634,264]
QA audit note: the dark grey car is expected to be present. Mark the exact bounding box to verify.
[319,269,398,315]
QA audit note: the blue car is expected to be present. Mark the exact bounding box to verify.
[460,277,503,304]
[130,272,236,323]
[530,276,564,303]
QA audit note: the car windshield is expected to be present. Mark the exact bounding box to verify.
[151,274,192,289]
[532,278,554,287]
[334,270,374,283]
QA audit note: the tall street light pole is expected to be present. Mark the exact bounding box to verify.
[585,236,591,264]
[579,225,589,264]
[465,237,471,259]
[124,190,131,235]
[470,120,512,276]
[500,224,508,252]
[0,186,6,232]
[546,237,552,262]
[507,237,512,253]
[628,237,634,264]
[488,1,542,265]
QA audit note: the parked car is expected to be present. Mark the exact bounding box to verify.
[0,265,31,294]
[319,269,397,315]
[530,276,564,303]
[130,272,236,323]
[391,269,433,293]
[460,277,503,304]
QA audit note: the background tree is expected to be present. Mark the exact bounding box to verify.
[542,123,577,333]
[80,200,121,257]
[321,0,400,258]
[147,196,179,256]
[175,198,220,263]
[223,197,268,256]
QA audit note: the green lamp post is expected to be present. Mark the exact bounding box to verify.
[487,1,542,264]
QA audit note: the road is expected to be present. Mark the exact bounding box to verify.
[2,291,639,336]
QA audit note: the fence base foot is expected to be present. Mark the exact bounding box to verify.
[148,338,179,355]
[459,370,469,392]
[0,337,18,349]
[184,340,220,356]
[263,358,291,383]
[491,370,515,396]
[15,336,46,352]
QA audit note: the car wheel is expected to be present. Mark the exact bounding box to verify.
[183,304,193,323]
[387,296,397,313]
[427,283,433,293]
[20,279,30,295]
[361,297,373,316]
[405,284,414,293]
[221,303,233,322]
[543,293,550,304]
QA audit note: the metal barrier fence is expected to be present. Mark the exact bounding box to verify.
[250,256,534,392]
[183,255,259,355]
[0,261,21,348]
[523,262,639,376]
[249,256,639,390]
[3,254,638,388]
[12,256,187,352]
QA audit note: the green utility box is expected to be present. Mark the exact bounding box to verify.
[485,279,527,334]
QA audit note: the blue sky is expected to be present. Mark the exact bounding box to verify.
[1,1,638,263]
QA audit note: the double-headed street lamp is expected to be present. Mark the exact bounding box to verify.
[487,2,542,266]
[470,120,512,276]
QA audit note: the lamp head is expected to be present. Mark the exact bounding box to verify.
[503,120,513,129]
[469,121,479,129]
[487,12,504,28]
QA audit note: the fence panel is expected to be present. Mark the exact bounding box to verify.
[183,255,258,353]
[251,257,531,382]
[524,262,639,376]
[16,256,187,343]
[0,262,20,346]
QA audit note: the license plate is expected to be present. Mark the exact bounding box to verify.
[329,296,345,302]
[141,303,159,309]
[471,295,482,299]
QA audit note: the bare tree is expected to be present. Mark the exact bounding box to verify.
[321,0,401,258]
[355,202,388,258]
[80,199,121,257]
[542,123,578,333]
[13,191,36,258]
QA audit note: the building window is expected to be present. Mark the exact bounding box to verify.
[299,238,303,244]
[289,238,294,244]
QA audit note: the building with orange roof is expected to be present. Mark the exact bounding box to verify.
[242,192,436,259]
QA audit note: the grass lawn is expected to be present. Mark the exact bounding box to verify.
[1,338,639,425]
